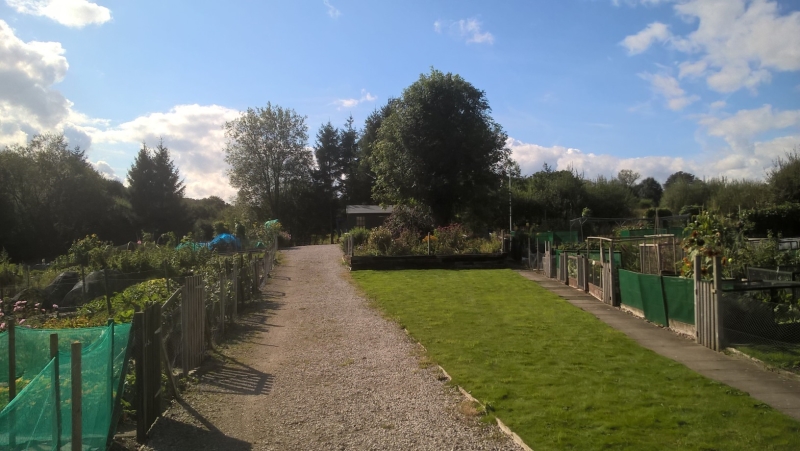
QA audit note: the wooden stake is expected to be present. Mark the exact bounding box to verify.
[71,341,82,451]
[51,333,62,450]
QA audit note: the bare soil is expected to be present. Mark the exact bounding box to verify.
[131,245,519,451]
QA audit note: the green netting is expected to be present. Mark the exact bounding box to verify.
[663,276,695,324]
[619,269,644,311]
[639,273,669,326]
[0,322,132,450]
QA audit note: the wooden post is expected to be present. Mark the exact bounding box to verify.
[219,272,225,335]
[8,318,16,401]
[164,260,171,293]
[107,319,114,422]
[608,240,617,306]
[80,264,86,302]
[8,318,16,448]
[693,254,702,344]
[713,256,724,351]
[427,233,431,256]
[71,341,82,451]
[104,268,112,315]
[134,311,146,442]
[51,333,62,450]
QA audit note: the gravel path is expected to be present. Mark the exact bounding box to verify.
[144,245,520,451]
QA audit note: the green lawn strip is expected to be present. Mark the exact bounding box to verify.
[734,344,800,374]
[352,269,800,451]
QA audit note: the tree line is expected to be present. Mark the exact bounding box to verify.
[3,67,799,263]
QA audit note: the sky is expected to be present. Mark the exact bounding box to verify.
[1,0,799,200]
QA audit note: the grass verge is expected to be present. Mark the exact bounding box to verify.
[352,269,800,450]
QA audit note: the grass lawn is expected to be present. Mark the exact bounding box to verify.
[352,269,800,450]
[733,343,800,374]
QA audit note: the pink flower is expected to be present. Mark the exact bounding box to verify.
[0,323,5,331]
[18,319,25,325]
[34,303,41,308]
[52,304,59,310]
[41,309,46,313]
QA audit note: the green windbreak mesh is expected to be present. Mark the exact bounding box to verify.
[619,269,644,311]
[662,276,695,324]
[638,273,669,326]
[619,270,696,327]
[0,322,132,450]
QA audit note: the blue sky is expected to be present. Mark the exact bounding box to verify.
[1,0,799,199]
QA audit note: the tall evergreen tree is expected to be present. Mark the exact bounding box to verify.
[127,140,187,238]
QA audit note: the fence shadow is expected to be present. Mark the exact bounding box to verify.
[195,353,275,396]
[147,399,253,451]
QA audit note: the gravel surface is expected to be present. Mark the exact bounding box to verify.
[143,245,520,451]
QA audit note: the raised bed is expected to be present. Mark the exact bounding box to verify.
[347,253,509,271]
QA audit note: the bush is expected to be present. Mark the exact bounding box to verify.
[368,227,393,254]
[434,224,468,254]
[384,205,435,237]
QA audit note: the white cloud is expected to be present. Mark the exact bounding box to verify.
[699,104,800,154]
[323,0,340,19]
[621,22,671,54]
[639,72,699,110]
[508,137,698,182]
[6,0,111,27]
[709,100,726,110]
[508,133,800,183]
[624,0,800,93]
[434,18,494,45]
[87,104,242,199]
[334,89,377,110]
[0,19,77,146]
[91,160,119,181]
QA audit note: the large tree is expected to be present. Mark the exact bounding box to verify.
[127,140,187,237]
[635,177,664,206]
[768,149,800,204]
[0,134,124,260]
[224,103,313,229]
[369,69,509,225]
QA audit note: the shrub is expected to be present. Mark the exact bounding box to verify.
[368,227,393,254]
[434,224,468,254]
[384,205,435,237]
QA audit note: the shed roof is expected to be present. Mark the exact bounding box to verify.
[346,205,394,215]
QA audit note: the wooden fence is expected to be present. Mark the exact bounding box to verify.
[133,245,279,443]
[694,255,724,351]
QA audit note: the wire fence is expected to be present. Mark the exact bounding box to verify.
[722,279,800,373]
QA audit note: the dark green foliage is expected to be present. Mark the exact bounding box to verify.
[645,208,673,218]
[662,179,710,213]
[127,140,188,238]
[741,203,800,238]
[664,171,697,190]
[768,149,800,204]
[369,69,509,225]
[584,176,637,219]
[383,204,435,237]
[0,134,131,261]
[635,177,664,205]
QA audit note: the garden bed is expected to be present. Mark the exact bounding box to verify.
[347,253,508,271]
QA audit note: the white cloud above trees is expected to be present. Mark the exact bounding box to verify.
[434,18,494,45]
[6,0,111,27]
[622,0,800,93]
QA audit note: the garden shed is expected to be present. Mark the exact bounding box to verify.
[345,205,393,231]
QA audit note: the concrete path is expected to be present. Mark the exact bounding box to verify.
[517,270,800,422]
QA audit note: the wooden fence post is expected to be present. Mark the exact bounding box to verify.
[713,255,724,351]
[103,269,111,315]
[50,333,62,450]
[694,254,701,344]
[134,311,146,442]
[609,240,618,306]
[71,341,82,451]
[7,318,16,448]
